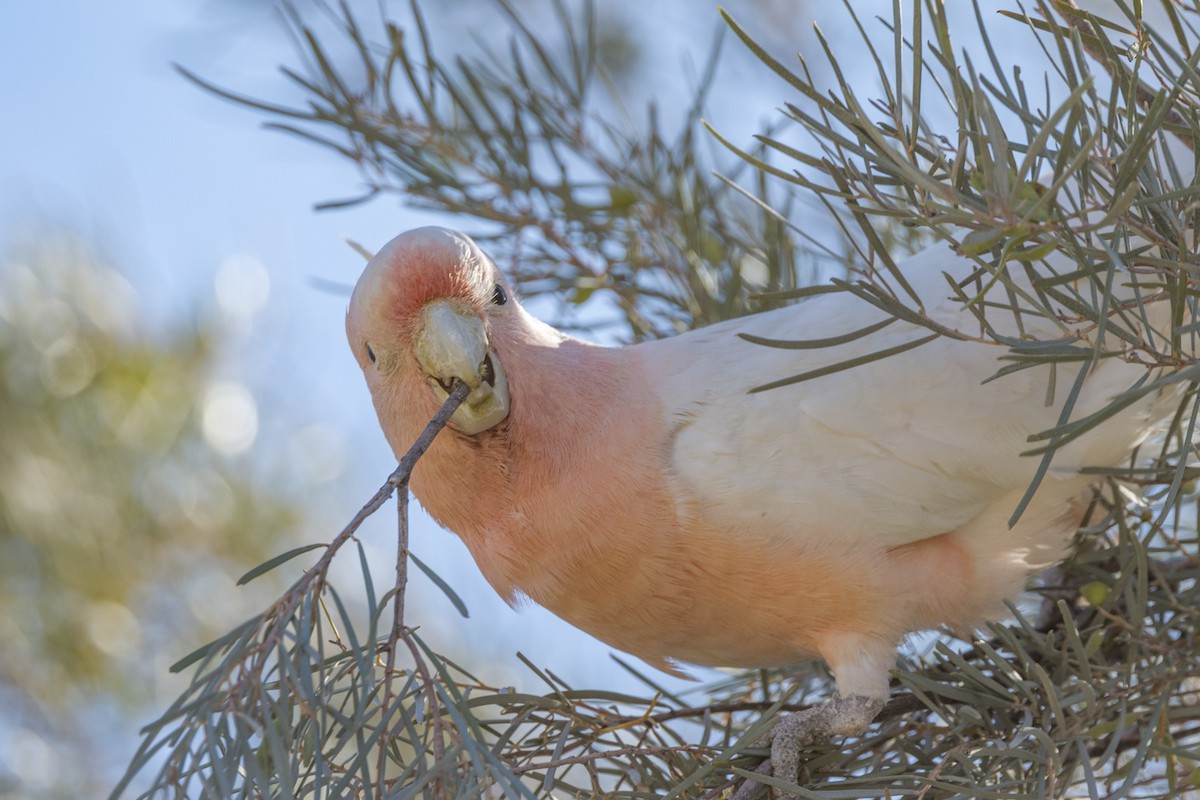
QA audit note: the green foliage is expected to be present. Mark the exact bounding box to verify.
[0,234,300,796]
[117,1,1200,798]
[181,0,813,341]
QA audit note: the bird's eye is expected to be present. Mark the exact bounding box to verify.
[491,283,508,306]
[366,343,376,364]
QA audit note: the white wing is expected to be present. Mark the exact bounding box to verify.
[639,242,1161,548]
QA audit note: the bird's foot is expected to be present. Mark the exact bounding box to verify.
[732,693,883,800]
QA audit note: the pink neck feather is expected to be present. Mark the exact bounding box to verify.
[406,310,654,598]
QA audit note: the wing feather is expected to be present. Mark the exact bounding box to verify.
[641,243,1158,548]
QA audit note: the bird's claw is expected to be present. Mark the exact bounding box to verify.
[733,694,884,800]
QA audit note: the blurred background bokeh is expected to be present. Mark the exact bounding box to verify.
[0,2,1017,796]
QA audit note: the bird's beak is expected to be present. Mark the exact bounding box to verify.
[413,299,510,434]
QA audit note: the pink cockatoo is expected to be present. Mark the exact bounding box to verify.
[346,226,1167,785]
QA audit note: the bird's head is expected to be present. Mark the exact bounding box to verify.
[346,227,515,436]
